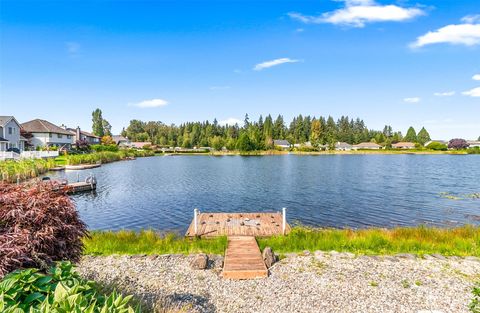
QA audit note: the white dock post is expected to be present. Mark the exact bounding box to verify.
[194,208,199,236]
[282,207,287,235]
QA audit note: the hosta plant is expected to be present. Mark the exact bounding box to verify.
[0,261,140,313]
[471,282,480,313]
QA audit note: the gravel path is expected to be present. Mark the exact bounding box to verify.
[77,252,480,313]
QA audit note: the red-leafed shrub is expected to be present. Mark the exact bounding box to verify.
[0,182,88,278]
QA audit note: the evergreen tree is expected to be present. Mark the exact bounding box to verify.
[92,109,105,137]
[404,126,417,142]
[417,127,431,145]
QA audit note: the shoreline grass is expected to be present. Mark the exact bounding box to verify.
[83,226,480,257]
[63,150,155,165]
[0,158,56,183]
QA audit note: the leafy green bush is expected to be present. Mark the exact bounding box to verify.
[91,144,119,152]
[427,142,448,151]
[0,261,139,313]
[468,147,480,155]
[471,282,480,313]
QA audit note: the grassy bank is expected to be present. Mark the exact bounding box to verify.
[83,226,480,257]
[0,158,56,183]
[64,150,155,165]
[208,149,472,156]
[84,230,228,255]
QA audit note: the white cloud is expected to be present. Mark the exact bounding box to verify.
[288,0,424,28]
[410,17,480,48]
[404,97,420,103]
[209,86,231,90]
[65,42,80,55]
[473,74,480,81]
[219,118,242,126]
[253,58,300,71]
[462,87,480,97]
[461,15,480,24]
[433,91,455,96]
[130,98,168,108]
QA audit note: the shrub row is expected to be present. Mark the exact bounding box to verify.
[65,150,154,165]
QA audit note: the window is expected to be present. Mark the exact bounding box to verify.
[8,127,12,135]
[58,134,63,138]
[49,133,52,138]
[67,135,72,139]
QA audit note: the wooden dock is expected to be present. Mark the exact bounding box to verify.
[186,210,290,280]
[222,236,268,279]
[185,212,290,237]
[66,182,96,194]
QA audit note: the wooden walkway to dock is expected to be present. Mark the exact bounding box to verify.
[222,236,268,279]
[186,210,290,279]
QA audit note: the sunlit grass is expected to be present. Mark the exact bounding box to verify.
[84,230,228,255]
[257,225,480,256]
[84,226,480,257]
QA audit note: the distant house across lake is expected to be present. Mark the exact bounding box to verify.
[112,135,132,148]
[467,140,480,148]
[21,119,73,149]
[131,142,151,149]
[273,140,291,150]
[335,142,352,151]
[352,142,382,150]
[392,142,416,149]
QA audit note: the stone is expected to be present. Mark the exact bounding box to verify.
[147,254,158,261]
[190,253,208,270]
[263,247,276,268]
[431,254,447,261]
[339,252,355,259]
[395,253,417,260]
[383,256,399,262]
[302,250,311,256]
[208,255,224,270]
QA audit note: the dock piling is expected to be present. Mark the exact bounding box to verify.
[282,207,287,235]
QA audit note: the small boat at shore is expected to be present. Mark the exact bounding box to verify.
[65,163,101,171]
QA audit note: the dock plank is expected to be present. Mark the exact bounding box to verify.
[222,236,268,279]
[185,212,290,237]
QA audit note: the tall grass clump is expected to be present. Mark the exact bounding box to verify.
[0,182,87,277]
[0,158,55,183]
[84,230,227,256]
[257,225,480,256]
[66,150,154,165]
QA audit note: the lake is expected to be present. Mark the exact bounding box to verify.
[48,155,480,232]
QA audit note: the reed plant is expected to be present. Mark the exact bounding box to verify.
[0,158,55,183]
[65,150,154,165]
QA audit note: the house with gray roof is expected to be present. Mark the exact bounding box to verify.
[273,139,291,150]
[21,119,74,149]
[335,142,352,151]
[0,116,27,152]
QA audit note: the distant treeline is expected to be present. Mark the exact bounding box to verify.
[120,114,431,151]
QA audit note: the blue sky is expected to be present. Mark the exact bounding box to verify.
[0,0,479,139]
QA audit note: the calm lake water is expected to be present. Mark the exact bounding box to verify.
[48,155,480,232]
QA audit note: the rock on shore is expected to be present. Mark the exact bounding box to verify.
[77,252,480,313]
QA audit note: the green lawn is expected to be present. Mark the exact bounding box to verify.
[83,226,480,257]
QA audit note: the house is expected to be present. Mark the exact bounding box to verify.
[273,139,291,150]
[131,142,151,149]
[424,140,447,147]
[0,116,27,151]
[467,140,480,148]
[21,119,74,149]
[392,142,416,149]
[352,142,382,150]
[335,142,352,151]
[64,126,101,144]
[112,135,132,148]
[293,141,312,148]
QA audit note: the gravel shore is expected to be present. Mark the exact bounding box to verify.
[77,252,480,313]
